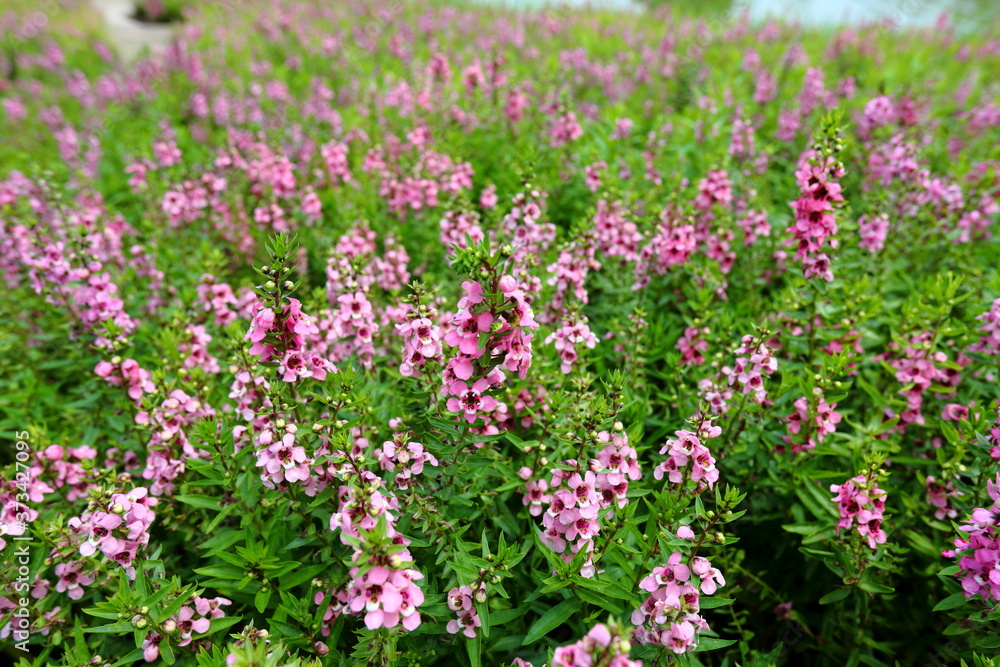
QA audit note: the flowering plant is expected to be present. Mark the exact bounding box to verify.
[2,1,1000,666]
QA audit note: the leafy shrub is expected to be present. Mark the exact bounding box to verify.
[1,1,999,666]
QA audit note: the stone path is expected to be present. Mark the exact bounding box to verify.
[89,0,172,61]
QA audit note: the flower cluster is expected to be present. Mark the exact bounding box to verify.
[784,122,847,281]
[725,333,778,405]
[322,454,427,633]
[925,475,962,521]
[943,474,1000,603]
[345,565,425,632]
[537,430,640,577]
[255,421,311,488]
[653,420,721,494]
[442,278,538,425]
[552,623,641,667]
[95,357,156,404]
[858,213,890,253]
[890,337,957,427]
[375,433,438,490]
[68,487,157,578]
[677,326,709,366]
[632,552,725,653]
[781,393,842,454]
[445,584,484,638]
[970,298,1000,356]
[397,297,444,378]
[830,470,887,549]
[546,315,599,373]
[141,596,232,662]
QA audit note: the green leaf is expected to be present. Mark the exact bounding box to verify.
[207,616,243,635]
[85,622,130,634]
[523,599,581,645]
[694,636,737,651]
[699,597,735,609]
[194,565,245,580]
[255,587,273,612]
[175,494,222,510]
[933,592,970,611]
[819,588,851,604]
[857,581,894,595]
[466,634,482,667]
[160,640,175,665]
[110,648,147,667]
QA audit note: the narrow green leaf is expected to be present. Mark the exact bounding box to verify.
[523,599,581,645]
[933,592,969,612]
[819,588,851,604]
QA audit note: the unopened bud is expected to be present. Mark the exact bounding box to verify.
[111,503,125,514]
[613,421,624,432]
[474,588,488,603]
[265,281,276,290]
[313,642,329,656]
[162,619,177,633]
[140,606,150,615]
[275,419,286,429]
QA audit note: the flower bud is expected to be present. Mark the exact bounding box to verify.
[282,281,294,290]
[314,642,329,656]
[474,588,488,603]
[312,423,324,432]
[140,606,150,615]
[265,281,276,290]
[111,503,125,514]
[275,419,286,429]
[613,421,624,432]
[258,629,269,639]
[162,619,177,633]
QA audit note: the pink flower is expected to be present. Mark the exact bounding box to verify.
[941,403,969,421]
